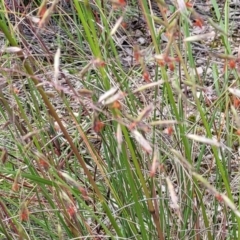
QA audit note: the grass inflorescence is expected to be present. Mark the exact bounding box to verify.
[0,0,240,239]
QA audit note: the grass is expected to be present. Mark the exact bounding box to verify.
[0,0,240,239]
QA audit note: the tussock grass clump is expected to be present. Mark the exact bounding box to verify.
[0,0,240,239]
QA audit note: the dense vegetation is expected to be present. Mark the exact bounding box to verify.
[0,0,240,239]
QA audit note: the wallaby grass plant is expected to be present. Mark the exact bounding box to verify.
[0,0,240,239]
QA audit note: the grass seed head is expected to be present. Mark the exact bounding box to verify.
[67,204,77,219]
[229,59,236,69]
[143,71,151,83]
[93,119,105,133]
[193,18,204,28]
[149,151,159,177]
[111,100,122,110]
[20,202,29,222]
[0,148,8,164]
[132,130,152,154]
[39,158,50,171]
